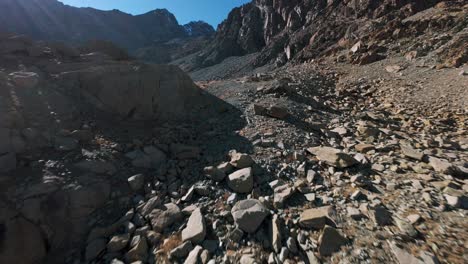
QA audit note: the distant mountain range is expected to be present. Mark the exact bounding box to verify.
[0,0,214,50]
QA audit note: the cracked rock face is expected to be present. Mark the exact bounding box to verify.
[182,208,207,244]
[231,199,269,233]
[59,63,205,121]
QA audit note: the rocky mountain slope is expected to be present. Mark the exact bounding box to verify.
[176,0,467,75]
[0,1,467,264]
[0,0,214,51]
[0,32,230,264]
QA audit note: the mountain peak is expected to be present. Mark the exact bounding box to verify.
[0,1,214,50]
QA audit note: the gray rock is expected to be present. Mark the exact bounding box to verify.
[184,245,203,264]
[200,249,210,264]
[428,156,454,174]
[370,206,392,226]
[182,208,206,244]
[107,233,130,252]
[125,235,148,262]
[139,196,161,216]
[400,145,424,161]
[286,237,298,254]
[307,147,358,168]
[204,166,226,182]
[406,214,421,224]
[231,199,269,233]
[306,170,318,183]
[230,153,254,168]
[229,228,244,242]
[169,241,193,259]
[270,214,281,253]
[346,207,363,220]
[128,174,145,192]
[299,206,335,229]
[228,167,254,193]
[240,254,256,264]
[148,203,182,231]
[278,247,289,262]
[181,186,195,202]
[273,184,294,208]
[388,241,426,264]
[318,226,348,256]
[268,105,289,119]
[217,162,234,174]
[394,218,418,238]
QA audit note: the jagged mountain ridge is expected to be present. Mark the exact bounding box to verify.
[184,0,465,71]
[0,0,214,50]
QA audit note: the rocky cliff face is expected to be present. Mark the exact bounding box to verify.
[0,0,214,50]
[191,0,462,69]
[0,33,228,264]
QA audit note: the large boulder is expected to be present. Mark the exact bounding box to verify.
[60,63,206,120]
[181,208,207,244]
[231,199,269,233]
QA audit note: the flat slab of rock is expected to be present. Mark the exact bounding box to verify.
[230,153,254,168]
[203,166,226,182]
[318,226,348,256]
[148,203,182,231]
[184,245,203,264]
[299,206,335,229]
[231,199,269,233]
[169,241,193,259]
[388,241,438,264]
[355,143,375,153]
[307,147,358,168]
[125,235,148,262]
[428,156,455,174]
[228,167,254,193]
[370,205,393,226]
[182,208,206,244]
[107,233,130,252]
[400,145,424,161]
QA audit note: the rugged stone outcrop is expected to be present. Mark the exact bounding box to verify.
[183,0,465,71]
[0,33,224,263]
[59,63,204,120]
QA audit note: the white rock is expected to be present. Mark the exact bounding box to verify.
[184,245,203,264]
[231,199,269,233]
[128,174,145,192]
[182,208,206,244]
[228,167,254,193]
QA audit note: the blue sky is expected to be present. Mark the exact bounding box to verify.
[59,0,251,27]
